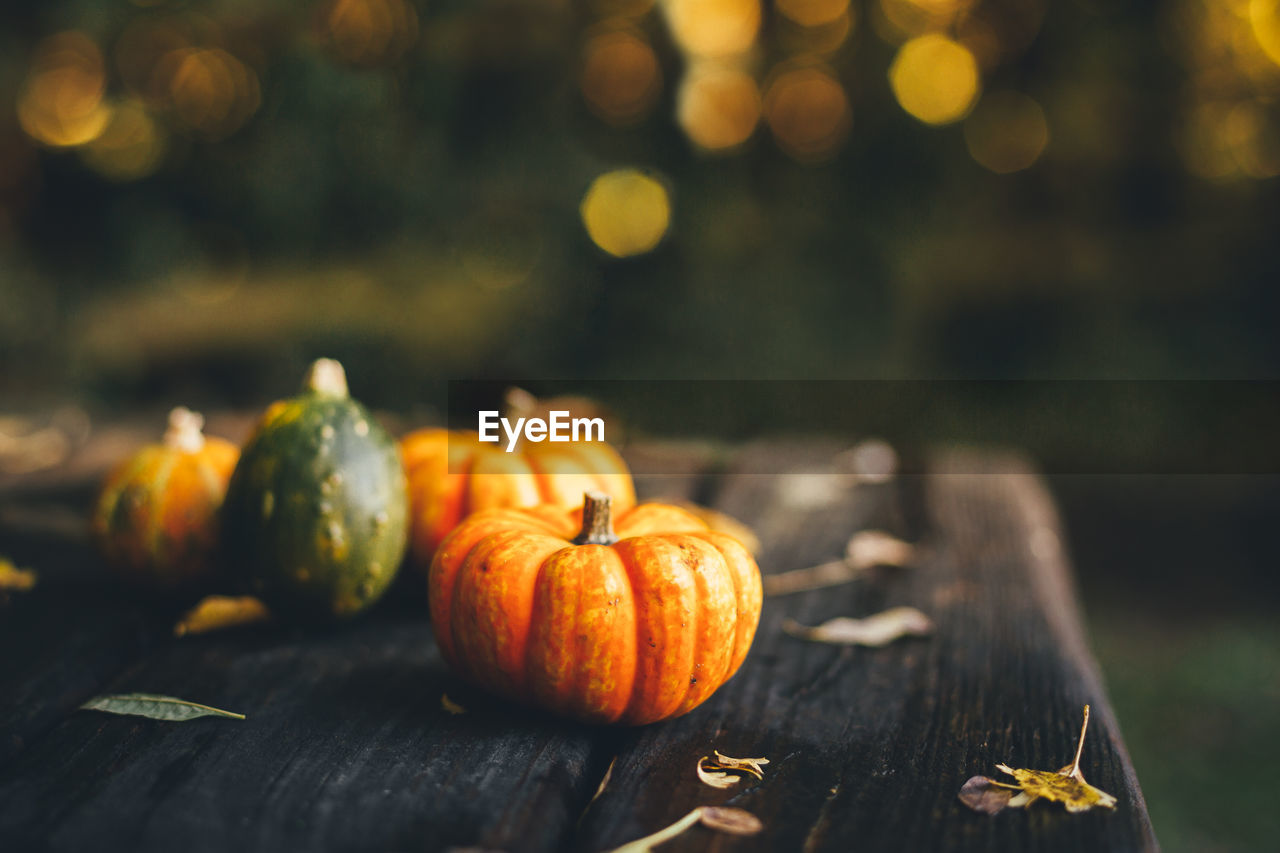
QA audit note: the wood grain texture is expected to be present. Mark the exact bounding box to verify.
[0,429,1156,852]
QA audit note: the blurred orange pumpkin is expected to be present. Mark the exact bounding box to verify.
[429,491,762,725]
[92,407,239,594]
[399,415,634,570]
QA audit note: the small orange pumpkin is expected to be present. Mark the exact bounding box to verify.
[430,491,762,725]
[400,415,635,570]
[92,407,239,593]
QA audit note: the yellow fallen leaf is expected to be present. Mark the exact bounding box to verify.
[0,558,37,592]
[174,595,270,637]
[782,606,934,647]
[959,705,1118,815]
[441,693,466,715]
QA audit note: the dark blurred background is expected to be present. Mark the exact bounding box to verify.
[1,1,1278,849]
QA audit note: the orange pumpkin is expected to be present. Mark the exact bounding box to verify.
[92,407,239,593]
[400,425,635,570]
[430,491,762,725]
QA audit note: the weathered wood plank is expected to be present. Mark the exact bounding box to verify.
[572,445,1157,852]
[0,433,1154,852]
[0,436,719,853]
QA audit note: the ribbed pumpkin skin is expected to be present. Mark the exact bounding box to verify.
[93,435,238,593]
[222,388,408,622]
[429,502,762,725]
[400,428,636,569]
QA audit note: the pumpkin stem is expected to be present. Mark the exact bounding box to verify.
[573,491,618,546]
[304,358,349,398]
[163,407,206,453]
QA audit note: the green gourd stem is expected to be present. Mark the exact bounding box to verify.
[573,491,618,546]
[163,407,206,453]
[303,358,349,398]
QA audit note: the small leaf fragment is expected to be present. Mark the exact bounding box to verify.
[783,606,934,647]
[698,807,764,836]
[441,693,466,715]
[958,775,1018,814]
[174,595,270,637]
[764,530,915,596]
[696,761,740,789]
[710,750,769,780]
[845,530,915,570]
[696,750,770,788]
[81,693,245,721]
[0,558,37,592]
[606,806,763,853]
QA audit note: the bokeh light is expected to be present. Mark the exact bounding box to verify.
[875,0,975,41]
[163,48,261,139]
[580,28,663,126]
[1250,0,1280,65]
[580,169,671,258]
[776,0,851,28]
[663,0,762,58]
[115,16,195,105]
[963,91,1049,173]
[321,0,420,68]
[777,7,855,56]
[16,32,113,148]
[763,64,851,162]
[889,34,980,125]
[677,61,761,151]
[79,98,167,181]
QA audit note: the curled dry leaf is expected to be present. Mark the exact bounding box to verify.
[782,606,934,647]
[0,558,37,592]
[607,806,764,853]
[441,693,466,715]
[959,705,1118,815]
[696,761,740,789]
[763,530,915,596]
[81,693,245,721]
[174,595,270,637]
[709,750,768,780]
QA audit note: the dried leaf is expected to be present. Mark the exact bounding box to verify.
[959,705,1117,815]
[782,607,934,647]
[709,750,769,780]
[174,595,270,637]
[845,530,915,570]
[81,693,245,721]
[0,558,37,592]
[764,530,915,596]
[958,775,1017,814]
[695,761,740,789]
[441,693,466,715]
[677,503,761,555]
[697,807,764,835]
[606,806,763,853]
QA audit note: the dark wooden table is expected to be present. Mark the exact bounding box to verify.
[0,417,1157,852]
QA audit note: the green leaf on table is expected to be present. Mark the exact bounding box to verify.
[80,693,245,721]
